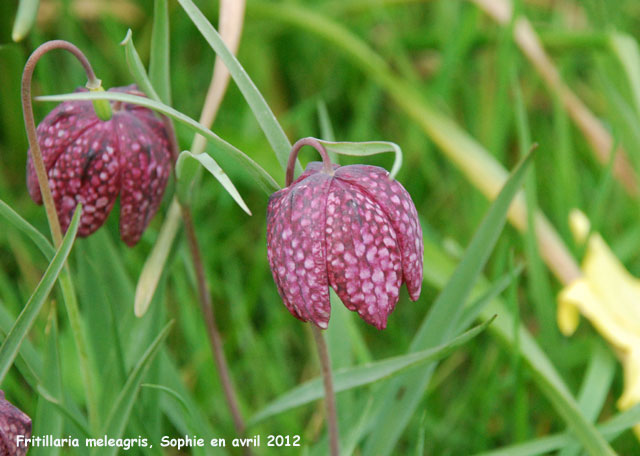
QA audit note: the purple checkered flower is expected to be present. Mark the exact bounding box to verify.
[267,138,423,329]
[26,85,172,246]
[0,391,31,456]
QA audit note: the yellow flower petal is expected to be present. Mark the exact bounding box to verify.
[558,279,639,350]
[559,209,640,440]
[557,283,581,336]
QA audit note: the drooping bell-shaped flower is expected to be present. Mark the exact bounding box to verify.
[0,391,31,456]
[267,138,423,330]
[26,85,173,246]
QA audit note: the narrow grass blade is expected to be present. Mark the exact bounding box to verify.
[513,77,556,343]
[475,403,640,456]
[32,308,63,456]
[610,33,640,120]
[149,0,171,104]
[37,91,279,193]
[0,205,81,383]
[94,321,174,456]
[315,139,403,179]
[176,0,296,174]
[11,0,39,42]
[0,304,42,386]
[121,29,161,102]
[0,198,54,259]
[141,384,190,415]
[176,150,252,215]
[456,263,524,333]
[250,317,493,425]
[559,344,616,456]
[36,386,92,439]
[135,200,182,317]
[362,151,534,456]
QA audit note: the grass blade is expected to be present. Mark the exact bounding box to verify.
[37,91,279,193]
[11,0,39,42]
[176,150,252,215]
[149,0,171,104]
[134,201,182,317]
[0,205,81,383]
[121,29,161,102]
[32,308,63,456]
[176,0,296,175]
[94,321,174,456]
[315,139,403,179]
[250,317,493,425]
[0,198,54,259]
[476,403,640,456]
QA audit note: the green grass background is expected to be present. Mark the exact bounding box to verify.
[1,0,640,454]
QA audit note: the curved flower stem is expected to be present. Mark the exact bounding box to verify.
[286,137,334,186]
[21,40,99,431]
[180,204,246,436]
[22,40,98,246]
[163,115,246,437]
[311,326,340,456]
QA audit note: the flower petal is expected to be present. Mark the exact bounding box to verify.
[325,178,403,329]
[115,112,172,246]
[335,165,423,300]
[47,121,120,236]
[0,391,31,456]
[27,94,100,204]
[267,174,332,328]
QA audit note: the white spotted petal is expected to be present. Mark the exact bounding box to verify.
[325,178,403,329]
[266,161,423,330]
[334,165,423,300]
[26,85,172,247]
[267,173,332,328]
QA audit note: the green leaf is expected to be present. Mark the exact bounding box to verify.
[141,383,190,415]
[363,151,534,456]
[11,0,39,42]
[315,139,403,180]
[135,201,182,317]
[120,29,161,102]
[176,0,296,175]
[36,91,279,193]
[558,344,616,456]
[176,150,252,215]
[94,321,174,456]
[475,403,640,456]
[0,198,54,259]
[0,205,81,383]
[149,0,171,104]
[455,263,524,333]
[32,309,64,456]
[610,33,640,120]
[36,385,92,439]
[250,317,493,425]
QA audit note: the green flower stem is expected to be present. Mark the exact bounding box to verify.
[22,40,101,432]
